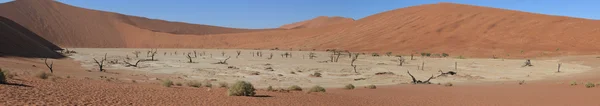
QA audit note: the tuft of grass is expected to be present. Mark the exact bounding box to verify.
[288,85,303,91]
[175,82,182,86]
[308,85,326,93]
[344,84,355,90]
[366,84,377,89]
[219,82,229,88]
[267,86,274,91]
[570,81,578,86]
[204,82,213,88]
[227,81,256,96]
[186,81,202,88]
[456,55,466,59]
[442,53,449,57]
[518,80,525,85]
[161,79,174,87]
[444,82,453,87]
[36,72,51,79]
[0,69,6,84]
[585,82,595,88]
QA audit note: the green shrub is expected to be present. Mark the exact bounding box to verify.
[442,53,449,57]
[288,85,303,91]
[227,81,256,96]
[585,82,595,88]
[219,82,229,88]
[162,79,174,87]
[186,81,202,88]
[308,85,326,93]
[366,84,377,89]
[456,55,466,59]
[36,72,51,79]
[344,84,355,90]
[0,69,6,84]
[267,86,274,91]
[425,53,431,57]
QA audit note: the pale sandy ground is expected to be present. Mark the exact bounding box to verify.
[67,48,590,88]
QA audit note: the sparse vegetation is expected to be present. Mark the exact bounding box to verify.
[570,81,578,86]
[444,82,453,87]
[267,86,274,91]
[518,80,525,85]
[311,72,322,77]
[585,82,595,88]
[36,72,51,79]
[344,84,355,90]
[372,53,380,57]
[204,82,213,88]
[186,81,202,88]
[227,81,256,96]
[175,82,182,86]
[288,85,303,91]
[442,53,449,57]
[366,84,377,89]
[162,79,174,87]
[385,52,392,57]
[219,82,229,88]
[456,55,466,59]
[0,68,6,84]
[308,85,326,93]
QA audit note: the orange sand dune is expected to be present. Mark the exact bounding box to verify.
[279,16,355,29]
[0,0,271,48]
[3,1,600,58]
[0,16,63,58]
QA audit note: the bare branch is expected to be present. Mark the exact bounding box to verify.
[44,58,53,73]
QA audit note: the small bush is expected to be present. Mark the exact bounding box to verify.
[267,86,274,91]
[385,52,392,56]
[227,81,256,96]
[456,55,466,59]
[0,69,6,84]
[288,85,303,91]
[585,82,595,88]
[219,82,229,88]
[444,82,453,87]
[372,53,380,57]
[175,82,182,86]
[162,79,174,87]
[442,53,449,57]
[570,81,578,86]
[36,72,51,79]
[344,84,355,90]
[366,84,377,89]
[311,72,322,77]
[308,85,326,93]
[518,80,525,85]
[205,82,213,88]
[186,81,202,88]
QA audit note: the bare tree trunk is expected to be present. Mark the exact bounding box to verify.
[44,58,53,73]
[421,61,425,71]
[557,63,561,73]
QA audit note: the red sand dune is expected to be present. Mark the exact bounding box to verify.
[0,16,63,58]
[279,16,355,29]
[3,1,600,58]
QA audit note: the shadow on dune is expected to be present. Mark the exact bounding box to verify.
[0,16,64,58]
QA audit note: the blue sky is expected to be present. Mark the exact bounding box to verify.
[2,0,600,29]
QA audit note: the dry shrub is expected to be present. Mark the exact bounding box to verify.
[344,84,355,90]
[227,81,256,96]
[288,85,303,91]
[267,86,274,91]
[444,82,453,87]
[0,69,6,84]
[585,82,595,88]
[308,85,326,93]
[36,72,51,79]
[219,82,229,88]
[366,84,377,89]
[175,82,182,86]
[186,81,202,88]
[162,79,174,87]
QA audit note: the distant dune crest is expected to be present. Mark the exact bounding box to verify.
[279,16,355,29]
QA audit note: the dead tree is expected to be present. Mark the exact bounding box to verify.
[398,57,405,66]
[194,51,198,58]
[251,52,255,57]
[351,53,359,73]
[214,56,231,64]
[124,60,141,67]
[187,53,194,63]
[437,70,457,77]
[346,50,352,58]
[148,49,158,61]
[309,52,317,59]
[407,70,434,84]
[44,58,54,73]
[557,63,562,73]
[236,51,241,58]
[421,61,425,70]
[522,59,533,67]
[93,53,107,72]
[132,51,141,58]
[268,53,273,60]
[410,54,414,60]
[221,51,225,56]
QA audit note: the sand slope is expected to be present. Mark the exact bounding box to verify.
[0,16,63,58]
[279,16,355,29]
[0,0,270,48]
